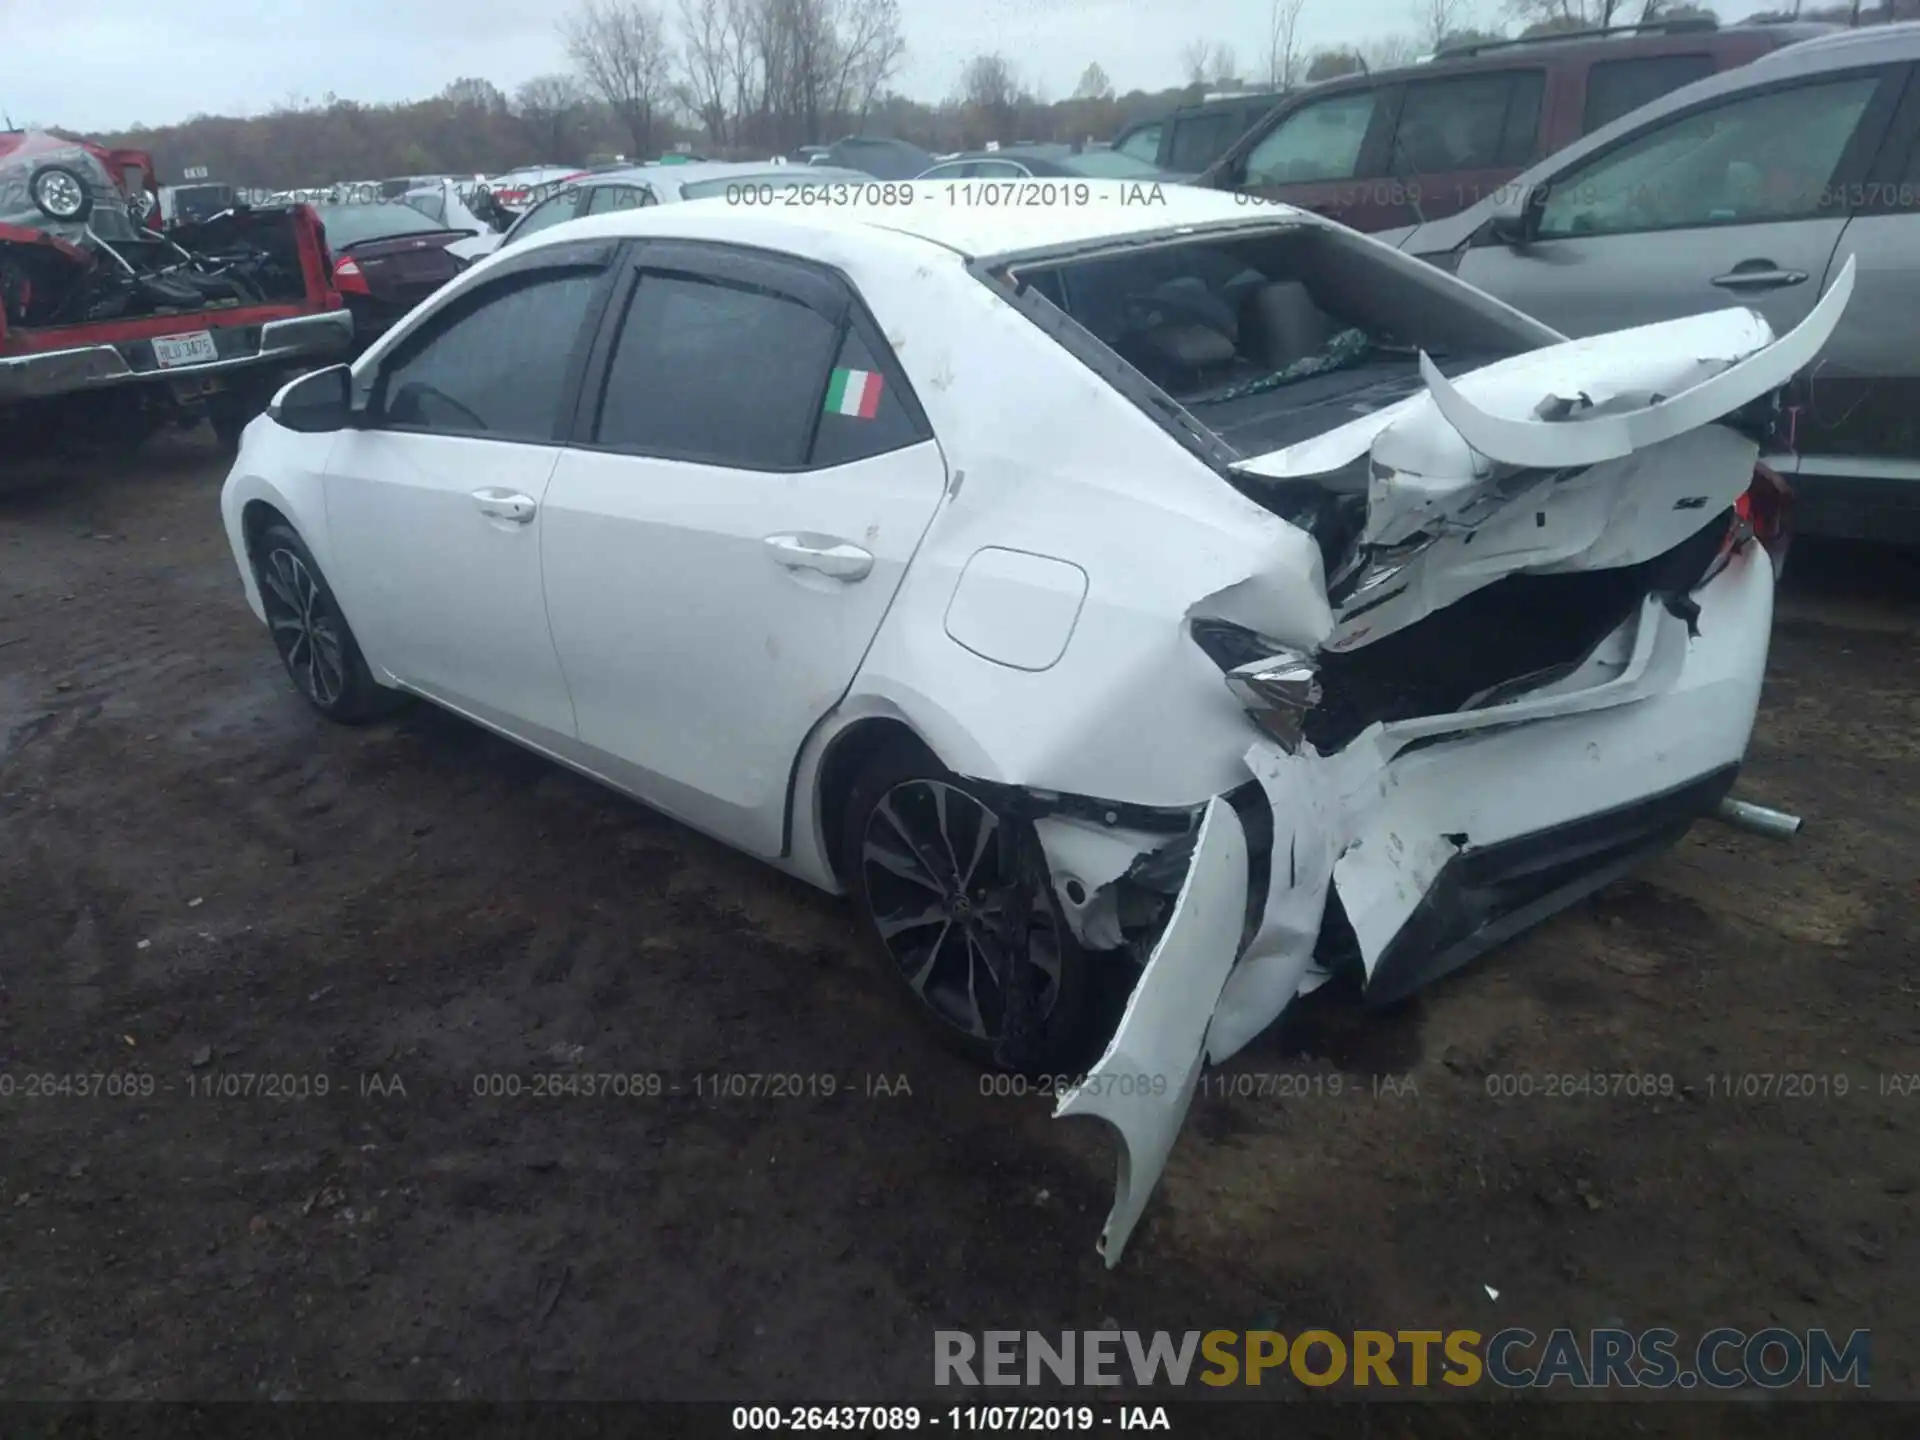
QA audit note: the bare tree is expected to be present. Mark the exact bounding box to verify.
[826,0,908,131]
[677,0,734,142]
[1072,62,1114,101]
[1506,0,1627,29]
[960,52,1023,144]
[1179,38,1212,85]
[1305,47,1365,79]
[1266,0,1310,89]
[1358,33,1424,67]
[1209,43,1240,84]
[443,77,509,113]
[563,0,673,159]
[1416,0,1467,48]
[514,73,590,161]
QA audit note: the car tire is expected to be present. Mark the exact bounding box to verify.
[28,163,92,223]
[841,737,1092,1073]
[251,521,398,724]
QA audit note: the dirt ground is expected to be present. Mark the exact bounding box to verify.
[1,430,1916,1406]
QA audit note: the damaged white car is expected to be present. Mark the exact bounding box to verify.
[218,184,1842,1266]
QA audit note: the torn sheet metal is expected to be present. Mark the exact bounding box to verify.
[1053,796,1247,1268]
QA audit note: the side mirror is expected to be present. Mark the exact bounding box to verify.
[269,364,353,433]
[1484,181,1549,248]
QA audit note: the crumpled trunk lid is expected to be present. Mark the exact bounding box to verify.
[1229,259,1854,649]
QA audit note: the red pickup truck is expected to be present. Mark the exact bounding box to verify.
[0,130,352,458]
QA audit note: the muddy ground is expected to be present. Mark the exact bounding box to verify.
[0,431,1915,1408]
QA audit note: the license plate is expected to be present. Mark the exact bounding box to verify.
[152,330,219,368]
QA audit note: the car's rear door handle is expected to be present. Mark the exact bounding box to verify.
[473,488,537,524]
[1711,262,1808,290]
[764,532,873,581]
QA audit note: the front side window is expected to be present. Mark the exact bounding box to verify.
[1244,91,1382,185]
[593,271,840,468]
[379,270,601,441]
[1390,71,1544,175]
[1538,73,1880,239]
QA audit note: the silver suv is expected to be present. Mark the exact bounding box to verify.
[1397,23,1920,543]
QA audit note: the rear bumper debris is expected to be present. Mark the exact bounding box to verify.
[1054,541,1775,1266]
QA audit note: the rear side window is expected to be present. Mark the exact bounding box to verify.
[1583,54,1716,133]
[1166,112,1244,173]
[810,327,924,467]
[585,184,652,214]
[1391,71,1544,173]
[380,270,601,441]
[593,272,839,468]
[1116,124,1163,164]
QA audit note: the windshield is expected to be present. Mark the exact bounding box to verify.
[1057,150,1164,179]
[314,202,456,247]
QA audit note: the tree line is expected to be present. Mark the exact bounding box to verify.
[68,0,1918,187]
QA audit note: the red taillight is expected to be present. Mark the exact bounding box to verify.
[333,256,370,295]
[1743,462,1793,558]
[1718,463,1793,582]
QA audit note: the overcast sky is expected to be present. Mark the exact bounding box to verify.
[4,0,1778,132]
[0,0,1431,131]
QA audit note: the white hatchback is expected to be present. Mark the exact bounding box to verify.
[220,183,1844,1265]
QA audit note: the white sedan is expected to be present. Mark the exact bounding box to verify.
[220,183,1845,1266]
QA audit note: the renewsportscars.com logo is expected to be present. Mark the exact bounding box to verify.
[934,1328,1872,1390]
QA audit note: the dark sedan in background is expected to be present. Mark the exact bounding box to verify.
[312,201,475,347]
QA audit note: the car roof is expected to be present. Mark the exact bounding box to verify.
[1746,16,1920,70]
[1168,91,1282,119]
[529,179,1289,261]
[578,161,875,192]
[1286,17,1833,100]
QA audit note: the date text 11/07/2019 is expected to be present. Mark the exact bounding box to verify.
[730,1406,1172,1431]
[722,181,1171,211]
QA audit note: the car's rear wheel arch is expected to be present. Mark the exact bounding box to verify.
[241,499,290,561]
[817,716,934,886]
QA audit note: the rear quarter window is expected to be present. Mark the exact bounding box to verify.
[1582,53,1717,133]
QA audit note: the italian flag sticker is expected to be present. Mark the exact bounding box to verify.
[825,366,884,419]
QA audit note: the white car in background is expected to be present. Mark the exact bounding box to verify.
[219,184,1842,1266]
[451,161,878,262]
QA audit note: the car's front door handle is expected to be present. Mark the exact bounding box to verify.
[1711,262,1809,290]
[473,488,537,524]
[763,532,874,581]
